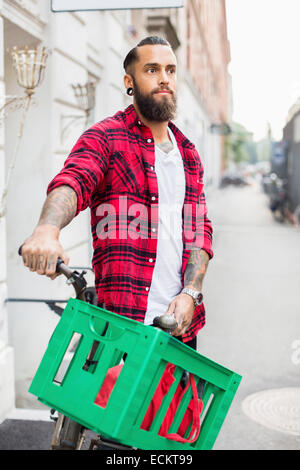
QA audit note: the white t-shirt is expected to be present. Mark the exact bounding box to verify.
[144,127,186,325]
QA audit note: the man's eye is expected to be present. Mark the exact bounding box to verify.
[148,68,155,73]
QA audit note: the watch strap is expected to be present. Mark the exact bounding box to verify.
[181,288,203,307]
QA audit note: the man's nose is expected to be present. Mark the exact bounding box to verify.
[158,69,169,85]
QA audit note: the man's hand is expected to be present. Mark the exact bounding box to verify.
[21,225,69,279]
[165,293,195,337]
[20,186,77,279]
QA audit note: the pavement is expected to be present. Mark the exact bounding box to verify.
[201,180,300,450]
[1,179,300,451]
[0,408,98,450]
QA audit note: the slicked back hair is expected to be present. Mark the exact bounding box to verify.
[123,36,172,76]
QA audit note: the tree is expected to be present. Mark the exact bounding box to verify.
[224,122,257,167]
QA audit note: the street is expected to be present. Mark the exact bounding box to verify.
[1,179,300,450]
[201,180,300,450]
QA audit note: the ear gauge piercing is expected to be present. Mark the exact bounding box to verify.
[127,87,134,96]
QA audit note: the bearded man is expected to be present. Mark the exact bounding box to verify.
[20,36,213,350]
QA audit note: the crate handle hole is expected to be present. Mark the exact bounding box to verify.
[89,316,125,342]
[53,332,83,385]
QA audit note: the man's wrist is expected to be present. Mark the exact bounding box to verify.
[181,287,203,307]
[34,224,60,239]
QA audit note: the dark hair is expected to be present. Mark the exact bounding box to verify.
[123,36,171,75]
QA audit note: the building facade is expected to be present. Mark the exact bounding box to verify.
[0,0,231,418]
[283,98,300,214]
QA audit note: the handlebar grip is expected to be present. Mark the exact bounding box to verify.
[153,314,178,333]
[56,258,64,273]
[18,245,67,275]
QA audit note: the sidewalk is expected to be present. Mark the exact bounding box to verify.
[0,408,98,450]
[202,181,300,450]
[0,409,54,450]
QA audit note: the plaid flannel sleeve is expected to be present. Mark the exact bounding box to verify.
[47,126,109,215]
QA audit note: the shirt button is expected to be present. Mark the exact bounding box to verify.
[145,287,149,292]
[138,120,141,125]
[150,166,154,171]
[151,196,156,201]
[152,228,156,233]
[149,258,154,263]
[147,138,152,143]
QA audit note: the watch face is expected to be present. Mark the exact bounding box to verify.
[196,293,203,305]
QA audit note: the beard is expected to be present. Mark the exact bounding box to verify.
[132,76,177,122]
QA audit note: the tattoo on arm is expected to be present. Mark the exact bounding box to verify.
[37,186,77,230]
[184,249,210,291]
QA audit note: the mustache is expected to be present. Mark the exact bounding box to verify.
[152,87,174,94]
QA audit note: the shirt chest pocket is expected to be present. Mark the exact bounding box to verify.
[106,151,146,194]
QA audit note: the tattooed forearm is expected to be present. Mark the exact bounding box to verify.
[37,186,77,230]
[184,249,210,291]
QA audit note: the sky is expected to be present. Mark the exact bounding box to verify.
[225,0,300,142]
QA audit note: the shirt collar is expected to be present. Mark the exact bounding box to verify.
[124,104,142,129]
[124,104,195,150]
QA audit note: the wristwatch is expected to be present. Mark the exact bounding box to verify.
[181,288,203,307]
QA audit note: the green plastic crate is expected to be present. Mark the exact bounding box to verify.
[29,298,242,450]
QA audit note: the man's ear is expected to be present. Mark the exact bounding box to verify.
[124,73,134,91]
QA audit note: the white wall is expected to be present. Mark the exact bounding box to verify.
[0,12,15,422]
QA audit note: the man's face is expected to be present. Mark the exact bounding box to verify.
[130,44,177,122]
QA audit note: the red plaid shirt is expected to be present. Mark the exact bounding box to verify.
[47,104,213,342]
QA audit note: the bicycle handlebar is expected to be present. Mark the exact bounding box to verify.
[18,245,178,333]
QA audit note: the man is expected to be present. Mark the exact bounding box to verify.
[20,36,213,349]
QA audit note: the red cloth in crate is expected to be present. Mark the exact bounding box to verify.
[95,362,202,443]
[94,364,123,408]
[141,363,202,443]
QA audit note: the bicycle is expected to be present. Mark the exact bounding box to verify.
[18,248,180,450]
[53,259,182,450]
[268,175,297,226]
[18,248,242,451]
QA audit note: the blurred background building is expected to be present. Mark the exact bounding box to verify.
[283,98,300,214]
[0,0,232,417]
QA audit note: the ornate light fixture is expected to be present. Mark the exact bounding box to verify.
[11,45,48,96]
[60,81,96,144]
[0,45,49,121]
[0,45,50,218]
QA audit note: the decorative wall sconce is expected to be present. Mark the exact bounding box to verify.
[60,81,96,144]
[0,45,50,218]
[0,46,49,122]
[12,45,48,96]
